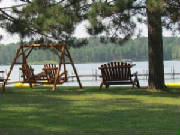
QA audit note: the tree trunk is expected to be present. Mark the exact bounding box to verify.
[147,9,165,89]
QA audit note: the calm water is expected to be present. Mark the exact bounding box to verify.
[0,61,180,86]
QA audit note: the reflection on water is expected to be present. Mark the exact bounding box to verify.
[0,61,180,86]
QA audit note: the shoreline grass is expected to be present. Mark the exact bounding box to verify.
[0,86,179,135]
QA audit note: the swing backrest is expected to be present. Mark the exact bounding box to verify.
[43,64,68,84]
[20,64,36,83]
[43,64,57,83]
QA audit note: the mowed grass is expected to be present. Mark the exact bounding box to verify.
[0,86,180,135]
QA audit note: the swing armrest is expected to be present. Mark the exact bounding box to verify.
[59,71,67,77]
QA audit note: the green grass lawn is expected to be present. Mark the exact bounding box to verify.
[0,86,180,135]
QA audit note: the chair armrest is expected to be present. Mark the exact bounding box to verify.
[59,71,67,77]
[131,72,138,77]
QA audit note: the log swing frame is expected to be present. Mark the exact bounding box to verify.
[1,44,82,92]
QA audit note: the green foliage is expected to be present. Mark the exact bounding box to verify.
[87,0,136,40]
[87,0,179,42]
[0,37,179,65]
[146,0,165,13]
[0,0,88,45]
[0,0,179,42]
[0,86,179,135]
[20,0,81,40]
[114,0,134,12]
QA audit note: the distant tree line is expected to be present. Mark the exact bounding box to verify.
[0,37,179,65]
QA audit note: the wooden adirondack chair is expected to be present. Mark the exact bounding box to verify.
[43,64,68,84]
[99,62,140,89]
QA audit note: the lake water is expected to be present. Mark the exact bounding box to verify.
[0,61,180,86]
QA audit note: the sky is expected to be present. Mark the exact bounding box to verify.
[0,0,178,44]
[0,0,20,44]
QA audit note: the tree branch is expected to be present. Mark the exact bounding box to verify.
[0,9,15,21]
[19,0,32,3]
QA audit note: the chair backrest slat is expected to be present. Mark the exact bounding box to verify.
[111,62,116,81]
[114,62,118,80]
[124,63,128,79]
[107,63,113,81]
[121,62,124,80]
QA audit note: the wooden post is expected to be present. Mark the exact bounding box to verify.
[52,46,64,91]
[95,70,97,81]
[172,66,175,80]
[64,45,82,89]
[1,46,22,91]
[62,46,67,81]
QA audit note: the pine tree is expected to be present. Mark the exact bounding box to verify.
[87,0,179,89]
[0,0,88,46]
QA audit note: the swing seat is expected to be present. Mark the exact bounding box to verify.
[20,64,47,83]
[43,64,68,84]
[20,64,68,85]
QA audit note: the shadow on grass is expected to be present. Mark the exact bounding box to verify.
[0,86,179,135]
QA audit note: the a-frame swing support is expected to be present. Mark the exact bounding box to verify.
[1,44,82,92]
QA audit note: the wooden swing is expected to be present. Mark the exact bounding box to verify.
[1,44,82,92]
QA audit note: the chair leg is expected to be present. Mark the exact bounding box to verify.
[29,83,33,88]
[132,82,135,88]
[99,81,104,89]
[106,84,109,88]
[136,79,140,88]
[134,74,140,88]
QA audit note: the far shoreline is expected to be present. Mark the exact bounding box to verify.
[0,60,180,66]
